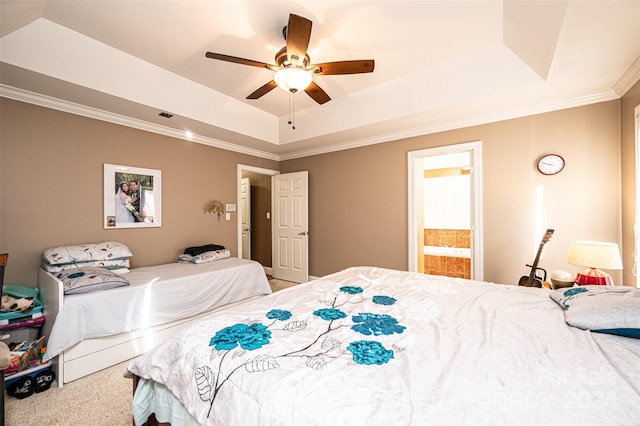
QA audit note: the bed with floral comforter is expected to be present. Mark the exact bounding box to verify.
[127,266,640,426]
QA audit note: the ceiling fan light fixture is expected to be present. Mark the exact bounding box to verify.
[274,67,312,93]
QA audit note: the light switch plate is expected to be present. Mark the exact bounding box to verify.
[225,212,231,221]
[225,204,236,212]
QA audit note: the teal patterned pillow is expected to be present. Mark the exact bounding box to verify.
[56,267,129,295]
[549,286,640,338]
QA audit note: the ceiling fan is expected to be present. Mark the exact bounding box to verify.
[205,13,374,105]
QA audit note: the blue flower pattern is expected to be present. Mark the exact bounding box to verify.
[340,286,364,294]
[209,323,271,351]
[348,340,394,365]
[313,307,347,321]
[372,295,396,305]
[352,313,406,336]
[198,283,405,417]
[266,309,292,321]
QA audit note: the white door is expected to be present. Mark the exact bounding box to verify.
[241,177,251,259]
[273,171,309,283]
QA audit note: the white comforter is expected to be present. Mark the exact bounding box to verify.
[45,258,271,359]
[128,267,640,425]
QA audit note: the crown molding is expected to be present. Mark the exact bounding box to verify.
[0,84,280,162]
[280,90,619,161]
[613,55,640,97]
[1,84,620,163]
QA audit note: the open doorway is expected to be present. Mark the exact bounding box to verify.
[237,165,279,275]
[237,165,309,283]
[408,142,483,280]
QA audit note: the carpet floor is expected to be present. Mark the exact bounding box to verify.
[3,278,299,425]
[5,360,132,426]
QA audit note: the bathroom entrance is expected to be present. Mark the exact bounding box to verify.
[408,142,483,280]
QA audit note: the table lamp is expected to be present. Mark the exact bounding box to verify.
[567,241,623,285]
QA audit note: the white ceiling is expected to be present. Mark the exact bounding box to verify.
[1,0,639,160]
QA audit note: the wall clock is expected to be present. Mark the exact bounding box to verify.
[536,154,565,175]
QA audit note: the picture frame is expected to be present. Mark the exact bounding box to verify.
[104,163,162,229]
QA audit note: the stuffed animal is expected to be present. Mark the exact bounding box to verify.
[1,295,34,313]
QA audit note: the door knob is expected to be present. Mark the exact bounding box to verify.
[297,231,308,236]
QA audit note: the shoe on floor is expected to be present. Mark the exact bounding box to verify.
[7,375,35,399]
[34,369,55,393]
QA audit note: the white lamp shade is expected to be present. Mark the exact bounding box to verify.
[567,241,623,270]
[274,68,312,93]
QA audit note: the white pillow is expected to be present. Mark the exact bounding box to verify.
[41,258,130,273]
[43,242,132,265]
[56,267,129,295]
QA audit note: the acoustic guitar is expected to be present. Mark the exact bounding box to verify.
[518,229,554,288]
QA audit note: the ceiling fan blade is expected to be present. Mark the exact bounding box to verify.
[205,52,275,70]
[286,14,312,66]
[310,60,375,75]
[304,81,331,104]
[246,80,278,100]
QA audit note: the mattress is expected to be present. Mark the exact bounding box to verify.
[127,266,640,426]
[44,257,271,359]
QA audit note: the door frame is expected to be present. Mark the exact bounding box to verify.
[237,164,279,262]
[240,177,251,260]
[635,103,640,288]
[407,141,484,280]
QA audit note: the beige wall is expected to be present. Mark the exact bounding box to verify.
[621,79,640,286]
[1,92,635,287]
[0,98,278,285]
[282,101,624,285]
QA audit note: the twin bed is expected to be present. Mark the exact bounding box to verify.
[126,266,640,425]
[38,242,271,386]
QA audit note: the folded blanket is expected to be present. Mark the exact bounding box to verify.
[184,244,225,257]
[178,250,231,264]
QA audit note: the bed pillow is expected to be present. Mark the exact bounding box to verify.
[56,267,129,295]
[41,258,130,274]
[549,286,640,338]
[43,242,132,265]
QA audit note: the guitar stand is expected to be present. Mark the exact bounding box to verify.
[525,264,547,282]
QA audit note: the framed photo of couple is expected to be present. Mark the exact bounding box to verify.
[104,163,162,229]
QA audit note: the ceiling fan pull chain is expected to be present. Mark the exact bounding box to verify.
[287,91,296,130]
[292,93,296,130]
[288,91,292,126]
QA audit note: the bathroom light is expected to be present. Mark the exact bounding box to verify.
[567,241,623,285]
[274,67,312,93]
